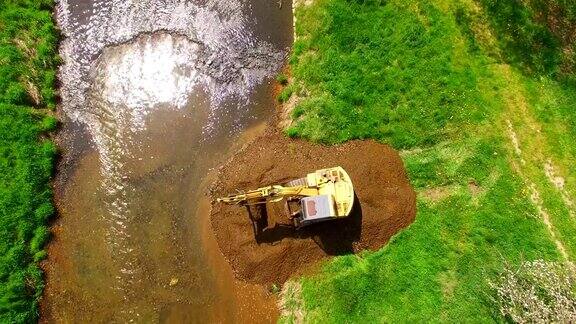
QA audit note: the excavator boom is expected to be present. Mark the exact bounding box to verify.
[216,185,319,205]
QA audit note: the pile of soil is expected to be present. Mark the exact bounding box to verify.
[209,128,416,285]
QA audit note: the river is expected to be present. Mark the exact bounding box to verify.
[41,0,292,322]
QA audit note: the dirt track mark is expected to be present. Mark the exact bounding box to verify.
[499,63,574,259]
[420,185,459,203]
[544,160,575,218]
[506,120,569,259]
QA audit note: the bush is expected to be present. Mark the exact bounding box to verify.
[276,73,289,85]
[278,85,295,103]
[3,83,29,105]
[490,260,576,322]
[40,115,57,131]
[285,127,299,138]
[30,226,50,254]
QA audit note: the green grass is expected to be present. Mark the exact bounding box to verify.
[524,76,576,187]
[300,136,561,322]
[0,0,59,322]
[286,0,492,148]
[282,0,576,322]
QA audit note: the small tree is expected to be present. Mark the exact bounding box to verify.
[490,260,576,323]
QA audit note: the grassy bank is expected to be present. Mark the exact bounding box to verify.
[281,0,576,321]
[0,0,59,322]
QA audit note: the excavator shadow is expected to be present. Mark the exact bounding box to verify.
[245,195,363,256]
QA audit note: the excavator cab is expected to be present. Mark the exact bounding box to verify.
[296,195,337,227]
[217,166,354,228]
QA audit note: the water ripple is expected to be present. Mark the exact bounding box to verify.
[55,0,284,318]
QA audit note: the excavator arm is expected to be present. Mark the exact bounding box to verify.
[216,167,355,229]
[217,185,319,205]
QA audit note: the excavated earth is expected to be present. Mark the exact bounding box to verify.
[209,127,416,285]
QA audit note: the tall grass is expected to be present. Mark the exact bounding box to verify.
[0,0,59,322]
[287,0,490,148]
[476,0,576,82]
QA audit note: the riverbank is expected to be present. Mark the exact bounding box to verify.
[278,0,576,321]
[0,1,59,322]
[197,122,281,323]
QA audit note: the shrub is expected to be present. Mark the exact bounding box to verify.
[490,260,576,323]
[30,226,50,254]
[34,202,54,223]
[3,83,29,105]
[278,85,295,103]
[285,127,299,138]
[276,73,289,85]
[40,115,57,131]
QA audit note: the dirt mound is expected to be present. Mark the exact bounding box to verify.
[209,128,416,285]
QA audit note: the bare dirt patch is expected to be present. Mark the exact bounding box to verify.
[422,185,457,202]
[468,180,482,196]
[209,128,416,285]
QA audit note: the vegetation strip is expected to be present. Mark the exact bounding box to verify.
[279,0,576,322]
[0,0,59,322]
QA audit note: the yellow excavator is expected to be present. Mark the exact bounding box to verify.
[217,166,354,227]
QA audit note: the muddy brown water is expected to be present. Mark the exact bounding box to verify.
[42,0,292,322]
